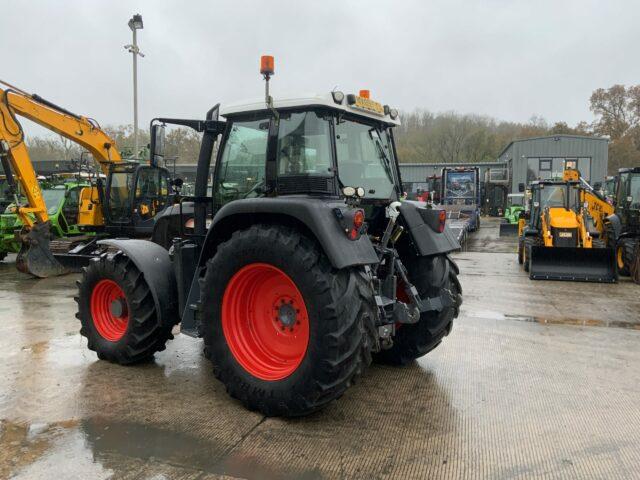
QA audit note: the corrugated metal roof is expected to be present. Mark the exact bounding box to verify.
[497,134,608,158]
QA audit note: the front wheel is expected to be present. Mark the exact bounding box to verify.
[373,255,461,366]
[200,224,377,417]
[617,238,637,276]
[76,252,174,364]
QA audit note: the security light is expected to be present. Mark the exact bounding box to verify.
[128,14,143,31]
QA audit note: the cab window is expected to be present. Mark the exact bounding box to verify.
[215,118,269,206]
[277,111,332,175]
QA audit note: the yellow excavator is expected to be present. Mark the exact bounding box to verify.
[0,80,173,277]
[517,169,617,282]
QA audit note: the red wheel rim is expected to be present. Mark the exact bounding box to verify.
[222,263,310,381]
[90,279,129,342]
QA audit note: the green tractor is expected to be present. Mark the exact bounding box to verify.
[499,193,525,236]
[0,181,90,262]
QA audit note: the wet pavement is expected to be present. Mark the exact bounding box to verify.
[1,219,640,479]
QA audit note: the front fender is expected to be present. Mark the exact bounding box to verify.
[201,197,379,269]
[97,239,178,328]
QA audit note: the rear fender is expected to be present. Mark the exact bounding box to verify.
[199,198,379,270]
[97,239,179,327]
[398,201,460,256]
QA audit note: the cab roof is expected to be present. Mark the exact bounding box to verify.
[220,92,401,126]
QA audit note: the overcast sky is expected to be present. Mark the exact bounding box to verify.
[5,0,638,138]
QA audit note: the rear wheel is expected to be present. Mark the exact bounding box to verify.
[76,252,174,364]
[200,224,377,416]
[373,255,461,366]
[592,237,607,248]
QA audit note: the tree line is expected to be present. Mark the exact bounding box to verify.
[26,124,202,166]
[24,84,640,175]
[395,84,640,174]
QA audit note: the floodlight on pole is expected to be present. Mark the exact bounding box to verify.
[125,14,144,159]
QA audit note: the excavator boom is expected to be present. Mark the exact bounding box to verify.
[0,81,122,277]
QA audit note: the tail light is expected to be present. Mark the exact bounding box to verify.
[353,210,364,229]
[334,207,366,241]
[438,209,446,233]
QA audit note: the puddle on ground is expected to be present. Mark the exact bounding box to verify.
[465,310,640,329]
[1,417,322,480]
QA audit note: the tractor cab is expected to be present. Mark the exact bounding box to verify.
[213,90,401,206]
[615,167,640,235]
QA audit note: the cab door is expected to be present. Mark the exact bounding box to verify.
[132,166,172,235]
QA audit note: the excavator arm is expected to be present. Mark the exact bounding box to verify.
[0,81,122,276]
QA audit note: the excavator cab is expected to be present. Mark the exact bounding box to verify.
[103,163,172,236]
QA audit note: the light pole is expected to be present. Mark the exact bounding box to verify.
[125,14,144,159]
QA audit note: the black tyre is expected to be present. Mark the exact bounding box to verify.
[373,255,461,366]
[592,237,607,249]
[76,252,174,364]
[523,236,540,273]
[200,224,377,417]
[517,236,524,264]
[618,238,637,276]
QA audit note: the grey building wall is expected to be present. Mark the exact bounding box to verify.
[497,135,608,192]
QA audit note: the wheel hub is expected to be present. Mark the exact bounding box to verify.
[109,298,128,318]
[221,263,310,381]
[90,279,129,342]
[276,301,297,327]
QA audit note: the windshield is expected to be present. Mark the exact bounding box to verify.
[335,118,396,199]
[538,184,579,210]
[42,188,65,215]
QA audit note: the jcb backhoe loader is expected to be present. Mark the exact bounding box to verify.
[518,170,617,282]
[0,80,173,277]
[602,167,640,281]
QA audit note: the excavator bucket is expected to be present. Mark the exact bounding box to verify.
[499,222,518,236]
[16,222,67,278]
[528,245,617,283]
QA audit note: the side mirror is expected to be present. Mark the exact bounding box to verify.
[150,124,166,167]
[518,183,525,192]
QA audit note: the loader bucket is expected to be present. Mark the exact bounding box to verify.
[528,245,617,283]
[499,222,518,237]
[16,222,67,278]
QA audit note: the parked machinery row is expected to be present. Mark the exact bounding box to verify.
[517,168,640,283]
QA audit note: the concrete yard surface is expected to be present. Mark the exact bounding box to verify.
[1,219,640,479]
